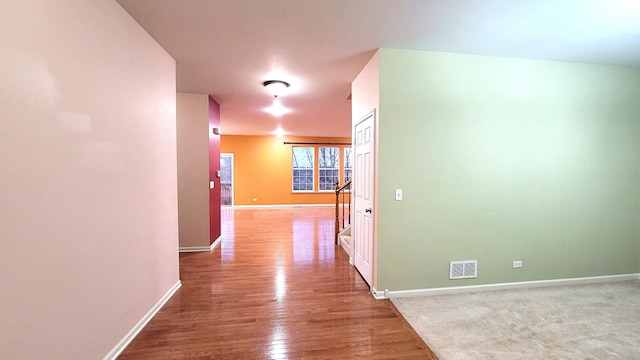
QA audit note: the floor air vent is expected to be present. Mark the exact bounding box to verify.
[450,260,477,279]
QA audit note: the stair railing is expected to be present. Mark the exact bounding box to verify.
[335,179,352,245]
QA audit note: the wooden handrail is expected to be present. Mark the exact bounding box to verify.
[336,179,352,193]
[335,179,352,245]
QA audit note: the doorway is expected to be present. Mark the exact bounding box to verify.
[220,153,234,206]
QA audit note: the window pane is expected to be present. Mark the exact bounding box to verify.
[344,169,352,182]
[318,147,339,191]
[344,147,353,183]
[292,147,314,191]
[344,148,352,169]
[293,147,314,169]
[319,147,339,168]
[319,169,339,190]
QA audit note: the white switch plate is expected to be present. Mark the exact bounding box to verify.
[210,181,215,189]
[513,260,523,268]
[395,189,403,201]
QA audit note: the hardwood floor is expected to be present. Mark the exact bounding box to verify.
[119,206,437,359]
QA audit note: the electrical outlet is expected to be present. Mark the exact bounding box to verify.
[513,260,523,268]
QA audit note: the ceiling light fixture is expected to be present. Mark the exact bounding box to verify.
[263,80,290,98]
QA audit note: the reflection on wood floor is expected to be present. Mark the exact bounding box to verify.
[119,206,437,359]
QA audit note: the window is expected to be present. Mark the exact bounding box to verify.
[343,147,352,183]
[291,145,351,192]
[318,147,339,191]
[292,147,314,191]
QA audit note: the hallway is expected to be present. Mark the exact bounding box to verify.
[120,207,436,359]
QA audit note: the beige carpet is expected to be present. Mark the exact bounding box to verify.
[392,280,640,360]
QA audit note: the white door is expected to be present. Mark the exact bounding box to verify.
[354,112,375,287]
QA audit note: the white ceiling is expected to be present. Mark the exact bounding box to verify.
[117,0,640,137]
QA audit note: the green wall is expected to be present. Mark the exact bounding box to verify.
[377,49,640,291]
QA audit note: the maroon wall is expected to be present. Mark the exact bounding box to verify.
[208,96,221,245]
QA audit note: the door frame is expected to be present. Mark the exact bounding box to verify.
[220,153,234,207]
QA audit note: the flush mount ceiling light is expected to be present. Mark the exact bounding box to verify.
[263,80,290,98]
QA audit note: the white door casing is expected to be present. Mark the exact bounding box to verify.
[353,111,375,287]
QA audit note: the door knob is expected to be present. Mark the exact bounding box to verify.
[365,208,372,213]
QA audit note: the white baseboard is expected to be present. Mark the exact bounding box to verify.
[371,287,386,300]
[232,203,333,209]
[103,280,182,360]
[210,235,222,250]
[179,235,222,253]
[382,273,640,299]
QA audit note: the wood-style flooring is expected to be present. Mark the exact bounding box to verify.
[119,206,437,359]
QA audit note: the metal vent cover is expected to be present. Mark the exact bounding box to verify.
[450,260,477,279]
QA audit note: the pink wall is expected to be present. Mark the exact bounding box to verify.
[0,1,179,359]
[208,96,222,244]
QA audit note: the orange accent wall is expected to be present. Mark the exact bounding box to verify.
[221,135,352,205]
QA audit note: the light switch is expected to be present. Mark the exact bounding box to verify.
[210,181,215,189]
[395,189,403,201]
